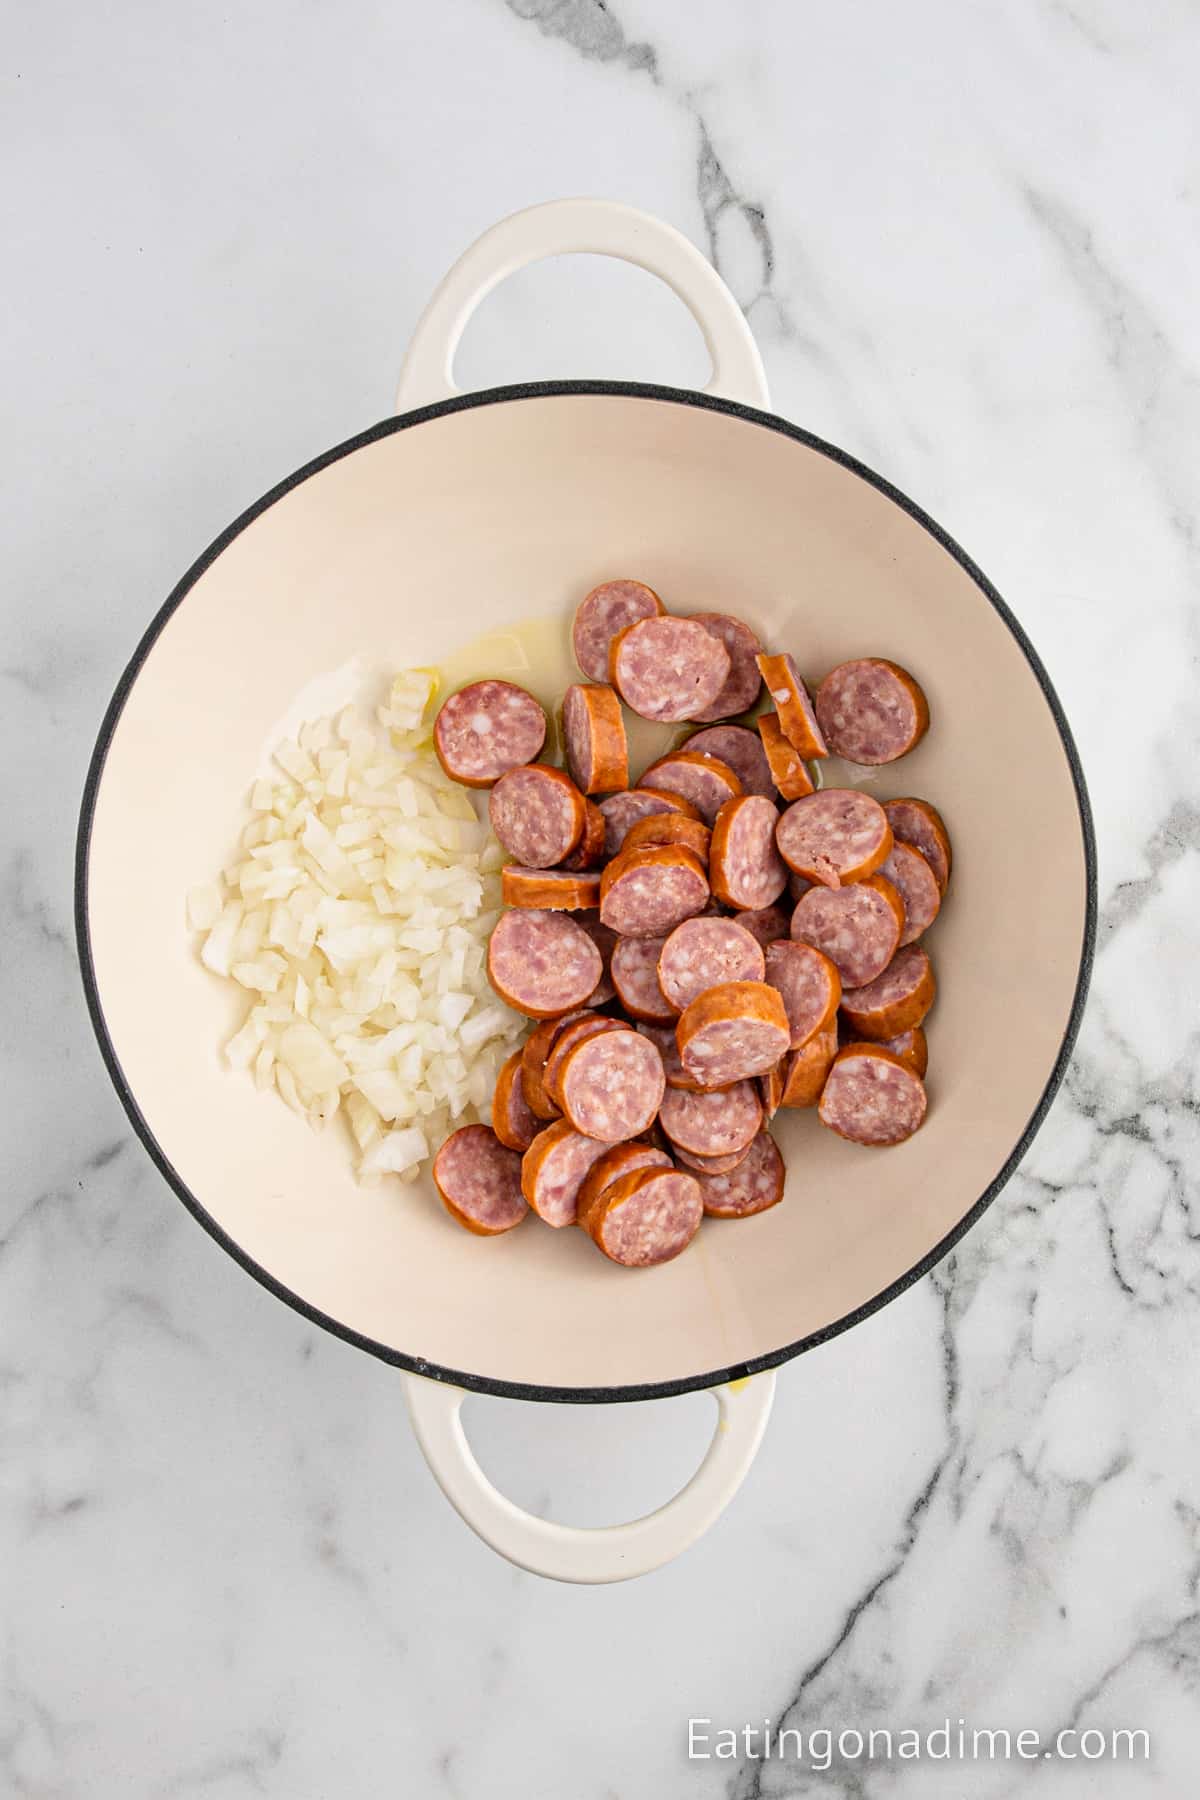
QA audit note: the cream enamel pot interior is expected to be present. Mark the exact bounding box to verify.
[77,200,1095,1584]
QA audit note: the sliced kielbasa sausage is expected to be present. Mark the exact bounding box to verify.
[611,935,677,1022]
[489,764,585,868]
[599,844,710,938]
[578,1166,703,1267]
[656,916,765,1013]
[434,680,546,787]
[488,909,602,1017]
[610,616,731,722]
[575,1142,673,1223]
[659,1080,764,1158]
[676,980,791,1086]
[521,1119,615,1226]
[756,653,828,759]
[562,682,629,794]
[790,875,903,987]
[815,659,929,765]
[764,940,841,1048]
[884,798,952,893]
[839,944,936,1040]
[779,1025,838,1108]
[492,1048,540,1151]
[598,787,702,858]
[557,1028,666,1142]
[775,789,892,888]
[621,812,712,864]
[818,1045,927,1146]
[880,840,941,944]
[874,1024,928,1077]
[757,713,815,800]
[709,794,788,910]
[686,613,764,721]
[639,750,742,824]
[433,1125,528,1234]
[501,867,602,911]
[573,580,664,684]
[691,1130,785,1218]
[685,723,776,799]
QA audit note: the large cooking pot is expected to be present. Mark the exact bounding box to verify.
[77,201,1095,1583]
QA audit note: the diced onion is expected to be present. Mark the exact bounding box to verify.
[189,670,525,1179]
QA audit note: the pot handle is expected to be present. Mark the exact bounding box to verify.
[395,197,770,413]
[402,1368,775,1584]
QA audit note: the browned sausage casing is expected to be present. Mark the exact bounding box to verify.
[756,653,828,759]
[676,980,791,1086]
[757,713,816,800]
[561,682,629,794]
[839,945,936,1040]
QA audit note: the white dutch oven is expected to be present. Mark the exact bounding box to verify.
[77,201,1095,1583]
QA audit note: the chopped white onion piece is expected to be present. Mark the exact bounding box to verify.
[191,670,524,1182]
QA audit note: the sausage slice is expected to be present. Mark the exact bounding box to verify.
[657,917,765,1013]
[839,944,936,1040]
[764,940,841,1048]
[492,1048,540,1151]
[757,713,816,800]
[434,680,546,787]
[775,789,892,888]
[790,876,903,987]
[521,1119,615,1226]
[573,580,665,683]
[622,813,712,864]
[433,1126,528,1234]
[815,659,929,765]
[884,798,952,894]
[487,909,603,1017]
[562,682,629,794]
[520,1013,585,1119]
[488,764,585,868]
[818,1044,927,1146]
[578,1166,703,1267]
[639,750,742,824]
[610,616,731,722]
[576,912,618,1005]
[685,724,776,799]
[659,1080,764,1157]
[560,799,608,872]
[756,653,828,758]
[598,787,702,857]
[599,843,710,938]
[543,1016,630,1111]
[575,1142,673,1222]
[779,1025,838,1108]
[676,980,791,1085]
[686,613,764,721]
[709,794,788,910]
[611,935,677,1022]
[880,840,941,944]
[874,1025,928,1077]
[691,1130,785,1218]
[759,1059,785,1119]
[501,867,602,911]
[558,1028,665,1142]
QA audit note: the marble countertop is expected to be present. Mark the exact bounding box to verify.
[5,1,1198,1793]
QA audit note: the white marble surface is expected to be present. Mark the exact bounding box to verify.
[4,0,1199,1793]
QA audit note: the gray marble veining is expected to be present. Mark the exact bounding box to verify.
[3,0,1199,1794]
